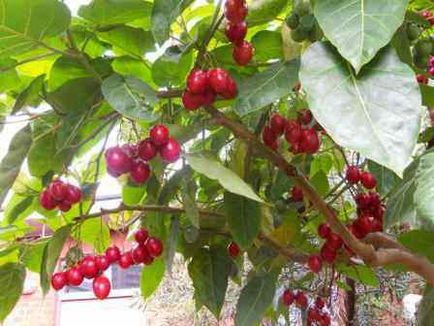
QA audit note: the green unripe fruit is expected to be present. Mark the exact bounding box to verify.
[300,14,316,31]
[294,0,311,16]
[291,27,308,42]
[406,23,422,41]
[286,13,300,29]
[415,39,433,57]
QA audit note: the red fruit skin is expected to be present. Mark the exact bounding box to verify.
[130,161,151,184]
[105,146,133,175]
[291,186,303,202]
[416,74,428,84]
[298,110,313,125]
[262,125,278,149]
[93,275,111,300]
[429,56,434,67]
[227,242,240,257]
[346,166,361,184]
[105,246,121,264]
[146,237,163,257]
[308,308,322,323]
[95,255,110,272]
[429,66,434,76]
[159,138,181,163]
[270,114,287,136]
[134,228,149,244]
[284,120,302,145]
[221,77,238,99]
[80,257,99,279]
[307,255,323,273]
[320,244,337,264]
[282,289,294,306]
[49,180,68,201]
[187,69,208,94]
[182,90,205,111]
[317,223,331,239]
[326,232,343,250]
[233,41,254,66]
[66,185,82,204]
[66,267,84,286]
[118,251,134,269]
[203,89,217,105]
[207,68,230,94]
[150,124,170,147]
[320,313,331,326]
[225,0,248,23]
[138,138,158,161]
[40,190,57,210]
[225,21,247,44]
[315,297,325,309]
[360,171,377,189]
[295,291,308,309]
[355,193,370,209]
[121,143,138,159]
[300,128,321,154]
[58,201,72,212]
[132,245,151,264]
[51,272,67,291]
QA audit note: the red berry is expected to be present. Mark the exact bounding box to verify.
[320,313,331,326]
[159,138,181,163]
[207,68,230,94]
[422,10,431,19]
[295,291,308,308]
[121,143,138,159]
[282,289,294,306]
[129,161,151,184]
[221,77,238,99]
[66,267,84,286]
[132,245,151,264]
[134,228,149,244]
[270,114,287,136]
[105,246,121,264]
[182,90,205,111]
[308,308,322,322]
[373,205,385,220]
[138,138,158,161]
[417,74,428,84]
[203,89,217,104]
[40,190,57,210]
[146,237,163,257]
[262,125,278,149]
[326,233,343,250]
[66,185,82,204]
[51,272,67,291]
[49,180,68,201]
[80,257,99,279]
[291,186,303,202]
[315,297,325,309]
[58,201,72,212]
[320,244,337,264]
[371,218,383,232]
[300,128,320,153]
[355,193,370,209]
[225,0,248,23]
[368,191,381,207]
[307,255,322,273]
[93,275,111,300]
[233,41,254,66]
[360,171,377,189]
[227,242,240,257]
[118,251,134,269]
[105,146,133,175]
[285,120,302,144]
[354,215,372,237]
[429,56,434,67]
[317,223,331,239]
[225,21,247,44]
[298,110,313,125]
[187,69,208,94]
[428,66,434,76]
[346,166,361,184]
[150,124,170,147]
[95,255,110,272]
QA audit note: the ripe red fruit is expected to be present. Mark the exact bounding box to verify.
[138,138,158,161]
[300,128,320,153]
[295,291,308,308]
[307,255,322,273]
[308,308,322,323]
[429,67,434,76]
[134,228,149,244]
[80,257,99,279]
[146,237,163,257]
[262,125,278,149]
[225,21,247,44]
[270,114,287,136]
[373,205,385,220]
[66,267,84,286]
[93,275,111,300]
[105,246,121,264]
[321,313,331,326]
[360,171,377,189]
[282,289,294,306]
[346,166,361,184]
[95,255,110,272]
[187,69,208,94]
[221,77,238,99]
[40,190,57,210]
[182,90,205,111]
[233,41,254,66]
[132,245,151,264]
[225,0,248,23]
[51,272,67,291]
[354,215,372,237]
[150,124,170,147]
[320,245,337,264]
[159,138,181,163]
[416,74,428,84]
[203,89,217,104]
[130,161,151,184]
[65,185,82,204]
[291,186,303,202]
[105,146,133,175]
[285,120,302,144]
[298,110,313,125]
[371,219,383,232]
[355,193,370,209]
[207,68,230,94]
[326,232,343,250]
[315,297,325,309]
[317,223,331,239]
[429,56,434,67]
[121,144,138,159]
[49,180,68,201]
[58,201,72,212]
[227,242,240,257]
[118,251,134,269]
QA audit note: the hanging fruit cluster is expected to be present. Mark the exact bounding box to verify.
[285,3,323,43]
[182,68,238,110]
[224,0,254,66]
[39,179,82,212]
[262,111,321,154]
[51,228,163,300]
[105,124,181,184]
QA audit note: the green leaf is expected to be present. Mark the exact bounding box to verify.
[141,257,165,299]
[310,171,329,196]
[48,57,92,91]
[418,285,434,326]
[21,242,47,273]
[41,225,71,295]
[181,169,199,228]
[414,150,434,225]
[186,154,263,203]
[112,57,154,85]
[336,263,379,287]
[234,60,299,116]
[5,196,34,224]
[421,85,434,107]
[188,247,231,318]
[0,263,26,322]
[102,74,159,122]
[367,161,400,197]
[300,42,422,176]
[27,132,64,177]
[251,30,283,62]
[224,192,261,250]
[235,273,276,326]
[151,50,193,87]
[0,125,32,205]
[0,0,71,58]
[12,75,45,113]
[79,0,152,25]
[314,0,407,72]
[79,218,110,254]
[122,183,147,206]
[399,230,434,263]
[0,59,21,92]
[247,0,288,27]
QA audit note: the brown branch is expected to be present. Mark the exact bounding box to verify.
[258,232,307,263]
[157,89,183,99]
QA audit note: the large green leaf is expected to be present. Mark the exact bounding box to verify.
[4,195,34,224]
[79,218,111,254]
[336,263,379,287]
[399,230,434,263]
[12,75,45,113]
[418,285,434,326]
[186,154,263,203]
[102,74,159,122]
[234,60,299,116]
[235,273,276,326]
[151,50,193,87]
[21,242,47,273]
[27,132,64,177]
[181,168,199,228]
[0,125,32,205]
[314,0,407,72]
[367,161,400,197]
[247,0,288,27]
[300,42,422,176]
[188,247,231,318]
[414,150,434,226]
[0,0,70,58]
[0,263,26,322]
[251,30,283,62]
[141,256,165,299]
[224,192,261,250]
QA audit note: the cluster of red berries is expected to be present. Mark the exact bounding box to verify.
[422,10,434,26]
[105,125,181,184]
[262,111,321,154]
[224,0,254,66]
[282,290,330,326]
[39,179,82,212]
[51,228,163,300]
[417,56,434,84]
[227,241,240,257]
[182,68,238,110]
